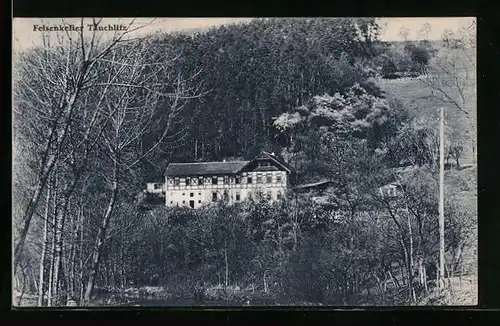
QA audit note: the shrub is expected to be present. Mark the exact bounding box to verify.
[380,56,398,78]
[404,43,432,66]
[375,42,437,79]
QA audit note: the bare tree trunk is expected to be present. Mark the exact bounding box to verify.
[445,263,455,301]
[355,275,358,298]
[342,273,347,300]
[52,196,72,305]
[407,213,414,273]
[108,258,113,288]
[263,270,268,294]
[224,248,229,288]
[396,225,416,303]
[47,171,59,307]
[14,93,79,273]
[47,233,55,306]
[111,259,116,289]
[59,255,68,305]
[17,265,27,306]
[384,264,399,289]
[52,160,88,303]
[292,197,299,251]
[84,162,119,303]
[436,261,440,289]
[373,273,384,304]
[454,242,465,278]
[102,260,108,288]
[439,107,445,290]
[120,231,125,288]
[51,214,61,305]
[37,182,52,306]
[32,269,39,293]
[65,249,72,301]
[407,227,417,302]
[69,204,79,298]
[418,258,424,287]
[398,262,407,295]
[423,263,428,292]
[79,206,84,302]
[15,169,52,274]
[194,138,198,161]
[13,21,167,276]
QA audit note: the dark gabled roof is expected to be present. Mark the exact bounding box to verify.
[257,151,294,173]
[164,151,295,177]
[165,161,249,177]
[253,165,280,172]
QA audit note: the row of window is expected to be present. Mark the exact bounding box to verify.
[169,190,283,205]
[379,186,398,197]
[168,173,283,186]
[210,190,282,202]
[174,200,203,204]
[170,199,202,208]
[180,192,202,197]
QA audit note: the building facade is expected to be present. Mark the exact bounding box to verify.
[378,183,402,198]
[163,151,293,209]
[146,182,165,195]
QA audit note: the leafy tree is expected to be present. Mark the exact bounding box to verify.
[420,28,476,162]
[404,43,433,66]
[399,26,410,41]
[418,23,432,42]
[274,82,392,181]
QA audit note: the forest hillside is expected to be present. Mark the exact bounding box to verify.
[12,18,477,307]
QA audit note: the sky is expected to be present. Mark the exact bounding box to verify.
[377,17,475,41]
[13,17,475,53]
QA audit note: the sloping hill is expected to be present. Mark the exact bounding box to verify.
[377,47,476,165]
[378,46,477,305]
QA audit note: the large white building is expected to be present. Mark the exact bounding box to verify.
[160,151,294,209]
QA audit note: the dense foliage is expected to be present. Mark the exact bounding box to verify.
[100,161,475,305]
[372,41,437,79]
[140,18,387,180]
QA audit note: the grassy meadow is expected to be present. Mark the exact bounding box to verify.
[378,46,477,165]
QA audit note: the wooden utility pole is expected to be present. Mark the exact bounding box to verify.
[439,107,445,289]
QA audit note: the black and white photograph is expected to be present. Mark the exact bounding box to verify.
[12,17,477,307]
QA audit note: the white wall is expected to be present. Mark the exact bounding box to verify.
[165,170,288,208]
[146,182,164,194]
